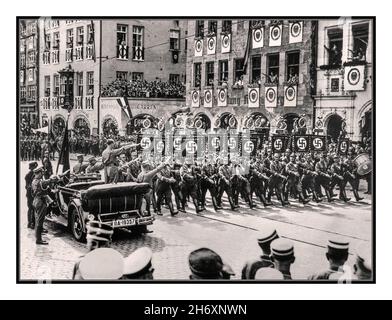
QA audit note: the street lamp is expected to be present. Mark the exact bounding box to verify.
[58,64,75,112]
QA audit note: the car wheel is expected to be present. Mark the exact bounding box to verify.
[70,207,86,242]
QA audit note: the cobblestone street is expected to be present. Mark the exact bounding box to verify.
[18,160,372,281]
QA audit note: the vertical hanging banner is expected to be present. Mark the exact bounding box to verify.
[139,129,155,160]
[191,89,200,108]
[204,89,213,108]
[284,85,297,107]
[173,129,186,163]
[271,135,290,153]
[269,23,282,47]
[252,27,264,49]
[207,36,216,55]
[248,87,260,108]
[241,130,256,158]
[310,135,327,152]
[265,86,278,107]
[221,33,231,53]
[293,135,310,152]
[194,38,203,57]
[337,138,350,156]
[185,130,197,163]
[344,65,365,91]
[208,132,222,163]
[289,21,303,44]
[227,129,240,161]
[217,88,227,107]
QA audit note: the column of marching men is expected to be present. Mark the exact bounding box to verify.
[24,138,372,280]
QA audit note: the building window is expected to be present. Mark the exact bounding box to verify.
[86,72,94,95]
[331,78,340,92]
[169,74,180,84]
[206,62,214,86]
[351,23,369,61]
[44,76,51,97]
[60,77,67,96]
[222,20,232,33]
[53,32,60,49]
[234,58,245,84]
[53,75,60,97]
[66,29,74,48]
[131,72,143,81]
[174,20,179,27]
[28,51,35,67]
[208,20,217,34]
[116,71,128,80]
[326,28,343,67]
[196,20,204,38]
[194,63,202,87]
[267,53,279,84]
[286,51,300,82]
[76,72,83,96]
[170,30,180,50]
[76,27,84,46]
[66,20,73,25]
[117,24,128,59]
[219,60,229,85]
[132,26,144,61]
[87,24,94,43]
[251,55,261,83]
[44,34,51,50]
[51,20,59,28]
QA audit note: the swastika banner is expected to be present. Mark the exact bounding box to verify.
[272,135,291,153]
[310,135,327,152]
[293,135,310,152]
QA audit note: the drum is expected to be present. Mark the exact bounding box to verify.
[354,153,372,176]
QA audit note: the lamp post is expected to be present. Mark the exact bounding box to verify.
[58,64,75,113]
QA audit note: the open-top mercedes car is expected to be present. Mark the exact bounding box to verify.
[49,174,154,241]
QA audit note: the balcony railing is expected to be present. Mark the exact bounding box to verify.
[85,95,94,110]
[86,44,94,60]
[74,96,83,109]
[75,46,83,60]
[65,48,73,62]
[40,97,50,110]
[51,50,59,64]
[51,97,59,110]
[132,46,144,61]
[43,51,50,65]
[117,44,129,60]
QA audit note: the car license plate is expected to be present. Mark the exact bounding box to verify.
[113,218,136,227]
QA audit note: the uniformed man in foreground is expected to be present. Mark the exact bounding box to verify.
[25,161,38,229]
[353,246,372,280]
[241,227,279,279]
[73,154,88,174]
[122,247,155,280]
[270,238,296,280]
[85,157,104,174]
[31,166,59,245]
[308,239,349,280]
[188,247,235,280]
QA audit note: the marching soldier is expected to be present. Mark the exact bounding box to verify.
[217,162,236,210]
[308,239,349,280]
[315,152,334,202]
[179,162,202,213]
[268,153,289,206]
[342,153,364,202]
[241,227,279,279]
[249,158,272,207]
[270,238,296,280]
[170,162,184,213]
[231,162,255,209]
[285,154,310,204]
[31,166,59,245]
[25,161,38,229]
[155,163,178,216]
[200,162,222,211]
[300,154,322,203]
[330,155,351,202]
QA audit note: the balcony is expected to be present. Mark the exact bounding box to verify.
[86,44,94,60]
[51,50,59,64]
[40,97,50,110]
[132,46,144,61]
[65,48,73,62]
[74,96,83,109]
[85,95,94,110]
[75,46,83,61]
[43,51,50,65]
[51,97,59,110]
[117,44,129,60]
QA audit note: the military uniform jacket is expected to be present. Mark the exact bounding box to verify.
[315,159,329,174]
[73,162,88,174]
[218,165,232,183]
[31,177,51,198]
[102,146,124,167]
[86,162,104,173]
[25,170,35,197]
